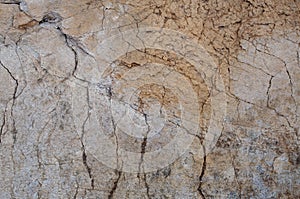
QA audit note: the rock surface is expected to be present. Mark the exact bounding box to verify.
[0,0,299,198]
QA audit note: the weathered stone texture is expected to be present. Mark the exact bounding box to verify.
[0,0,299,198]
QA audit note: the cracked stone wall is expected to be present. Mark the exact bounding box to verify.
[0,0,299,198]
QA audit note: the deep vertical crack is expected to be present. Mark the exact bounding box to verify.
[56,27,78,77]
[256,48,297,128]
[197,145,206,199]
[0,60,18,198]
[144,173,150,199]
[105,82,124,199]
[0,61,19,143]
[107,86,121,171]
[56,26,96,189]
[297,51,300,69]
[138,112,150,176]
[82,149,94,189]
[80,87,94,189]
[108,170,121,199]
[73,179,79,199]
[284,62,296,104]
[0,103,7,143]
[266,75,274,107]
[136,108,151,198]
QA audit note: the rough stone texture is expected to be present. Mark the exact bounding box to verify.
[0,0,299,198]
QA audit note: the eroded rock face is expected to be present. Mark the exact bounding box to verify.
[0,0,299,198]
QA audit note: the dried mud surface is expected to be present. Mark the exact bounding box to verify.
[0,0,299,198]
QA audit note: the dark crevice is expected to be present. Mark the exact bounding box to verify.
[108,171,121,199]
[80,87,94,189]
[135,110,151,198]
[56,26,95,60]
[255,48,297,129]
[138,112,150,178]
[106,85,121,171]
[266,75,274,107]
[297,51,300,69]
[0,61,18,100]
[82,148,94,189]
[73,180,79,199]
[39,12,62,24]
[0,103,7,143]
[0,61,19,144]
[197,145,206,199]
[141,135,147,154]
[0,0,20,5]
[0,60,19,198]
[144,173,150,199]
[228,91,295,133]
[56,27,78,77]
